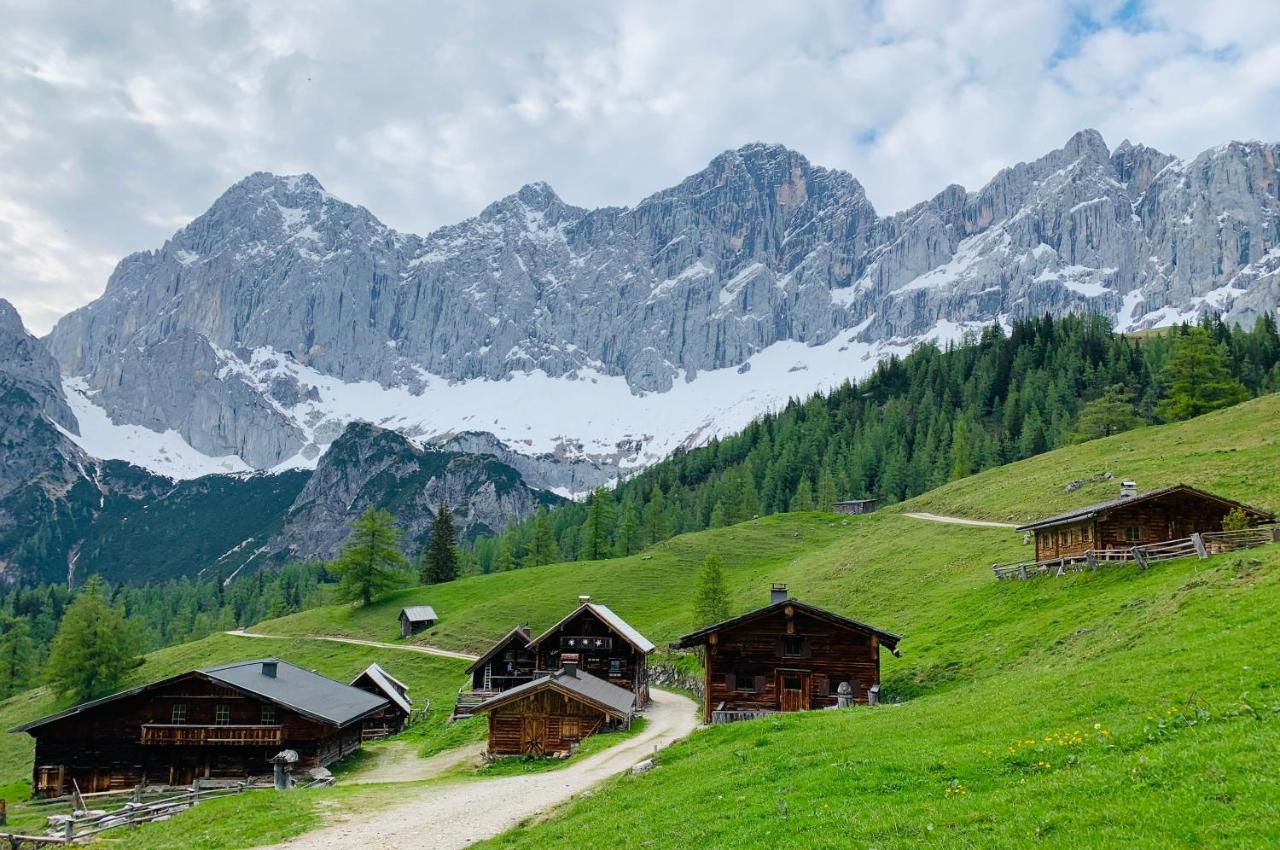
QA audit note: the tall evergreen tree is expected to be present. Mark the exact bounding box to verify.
[330,507,409,605]
[581,487,614,560]
[693,555,730,628]
[0,617,35,698]
[614,498,642,557]
[790,478,815,512]
[45,576,139,703]
[528,507,561,566]
[816,468,838,512]
[1072,385,1145,442]
[1156,328,1249,421]
[421,502,460,584]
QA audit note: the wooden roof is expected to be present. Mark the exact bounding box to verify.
[1015,484,1274,532]
[351,663,412,715]
[527,602,655,654]
[674,597,902,652]
[12,658,388,734]
[399,605,438,622]
[470,668,636,720]
[464,624,533,675]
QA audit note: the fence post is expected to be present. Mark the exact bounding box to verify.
[1131,547,1148,569]
[133,783,143,804]
[1191,533,1207,559]
[65,817,75,842]
[1086,551,1097,571]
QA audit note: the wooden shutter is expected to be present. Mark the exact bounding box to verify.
[725,673,736,691]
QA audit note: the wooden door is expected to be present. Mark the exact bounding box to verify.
[522,714,547,755]
[777,672,810,712]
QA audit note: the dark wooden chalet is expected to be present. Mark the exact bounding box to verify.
[349,663,412,737]
[675,584,901,724]
[465,625,536,692]
[399,605,438,637]
[10,659,387,796]
[1017,482,1274,562]
[471,660,634,756]
[527,596,655,706]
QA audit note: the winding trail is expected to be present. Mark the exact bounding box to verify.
[225,629,479,662]
[260,688,698,850]
[903,512,1018,529]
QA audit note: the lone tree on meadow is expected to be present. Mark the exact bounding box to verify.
[421,502,459,584]
[45,576,140,703]
[1156,328,1249,422]
[693,554,730,629]
[331,507,410,604]
[1073,385,1146,442]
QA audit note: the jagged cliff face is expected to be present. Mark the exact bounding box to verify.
[45,131,1280,479]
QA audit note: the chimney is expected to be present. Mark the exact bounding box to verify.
[770,583,789,605]
[578,594,591,605]
[561,653,580,678]
[261,661,278,678]
[1120,481,1138,499]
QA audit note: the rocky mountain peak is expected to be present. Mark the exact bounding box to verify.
[0,299,77,433]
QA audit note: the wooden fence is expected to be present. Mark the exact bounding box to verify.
[0,776,331,848]
[992,525,1280,581]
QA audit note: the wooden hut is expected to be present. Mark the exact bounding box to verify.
[349,663,412,737]
[1017,482,1274,562]
[834,498,879,515]
[11,659,387,796]
[527,596,655,706]
[675,584,901,724]
[398,605,438,637]
[465,625,536,693]
[471,660,635,756]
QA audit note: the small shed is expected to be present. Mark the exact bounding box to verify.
[675,584,901,724]
[1017,482,1274,562]
[834,499,878,515]
[350,663,412,737]
[471,661,635,756]
[399,605,438,637]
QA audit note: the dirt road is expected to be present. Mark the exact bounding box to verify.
[260,688,698,850]
[225,629,479,662]
[903,512,1018,528]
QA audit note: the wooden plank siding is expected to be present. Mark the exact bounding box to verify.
[533,608,650,705]
[702,606,881,724]
[485,690,613,756]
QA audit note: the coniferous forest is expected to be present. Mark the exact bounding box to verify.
[468,313,1280,572]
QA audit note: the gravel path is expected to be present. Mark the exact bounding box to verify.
[225,629,479,661]
[259,688,698,850]
[351,740,487,784]
[903,512,1018,528]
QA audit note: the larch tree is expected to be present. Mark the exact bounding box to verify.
[1072,385,1145,442]
[421,502,459,584]
[790,478,815,512]
[45,576,140,703]
[1156,329,1249,421]
[0,616,36,698]
[330,507,410,605]
[581,487,614,560]
[693,555,731,628]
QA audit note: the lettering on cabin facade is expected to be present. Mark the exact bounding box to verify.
[676,585,901,724]
[1019,482,1274,562]
[10,659,387,797]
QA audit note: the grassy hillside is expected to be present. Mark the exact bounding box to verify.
[0,633,470,801]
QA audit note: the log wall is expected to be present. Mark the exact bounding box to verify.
[486,690,613,756]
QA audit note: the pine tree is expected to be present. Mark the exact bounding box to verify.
[693,555,730,628]
[581,487,614,560]
[709,500,727,528]
[643,487,670,544]
[495,532,516,572]
[949,418,973,481]
[528,508,561,566]
[0,617,35,698]
[816,468,838,512]
[790,478,815,512]
[1156,329,1249,421]
[45,576,139,702]
[614,499,642,557]
[329,507,410,605]
[1072,385,1145,442]
[421,502,460,584]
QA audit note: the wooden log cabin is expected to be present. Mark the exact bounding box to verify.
[471,658,635,756]
[527,596,655,706]
[465,625,536,693]
[675,584,902,724]
[10,659,388,796]
[399,605,438,637]
[349,663,412,737]
[1017,482,1274,562]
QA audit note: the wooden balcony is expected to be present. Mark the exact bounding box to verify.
[140,724,284,746]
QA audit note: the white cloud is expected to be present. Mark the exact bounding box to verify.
[1,0,1278,334]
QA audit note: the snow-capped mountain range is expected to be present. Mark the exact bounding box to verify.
[43,130,1280,489]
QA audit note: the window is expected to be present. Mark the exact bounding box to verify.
[1083,526,1092,542]
[609,659,623,674]
[782,636,805,657]
[215,704,231,726]
[735,674,757,693]
[170,704,187,725]
[260,704,276,725]
[783,677,803,691]
[1125,526,1141,542]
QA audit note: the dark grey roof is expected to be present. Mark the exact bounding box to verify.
[465,625,533,675]
[400,605,438,622]
[351,663,412,715]
[675,598,901,651]
[528,602,655,654]
[12,658,387,734]
[1015,484,1274,531]
[471,668,635,719]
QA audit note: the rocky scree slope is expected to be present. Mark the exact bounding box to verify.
[44,131,1280,475]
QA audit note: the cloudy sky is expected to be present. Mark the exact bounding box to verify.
[2,0,1279,334]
